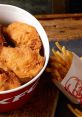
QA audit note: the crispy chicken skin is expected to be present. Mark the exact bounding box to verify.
[0,46,45,82]
[4,22,41,50]
[0,22,45,90]
[0,69,20,91]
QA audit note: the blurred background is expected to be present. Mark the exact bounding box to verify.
[0,0,82,14]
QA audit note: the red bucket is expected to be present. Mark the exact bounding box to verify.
[0,79,39,112]
[0,4,50,112]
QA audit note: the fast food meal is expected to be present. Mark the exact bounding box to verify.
[0,22,45,91]
[47,42,82,104]
[47,42,73,81]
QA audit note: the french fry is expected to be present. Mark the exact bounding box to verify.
[62,46,66,54]
[52,51,66,66]
[80,57,82,60]
[47,42,73,81]
[55,42,62,51]
[52,69,61,81]
[75,109,82,116]
[51,62,67,71]
[67,104,82,117]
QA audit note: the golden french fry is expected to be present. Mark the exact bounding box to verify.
[75,109,82,116]
[67,104,82,117]
[80,57,82,60]
[52,51,66,65]
[55,50,71,69]
[51,62,67,74]
[52,69,61,81]
[62,46,66,54]
[55,42,62,51]
[52,48,56,55]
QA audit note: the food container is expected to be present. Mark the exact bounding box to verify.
[0,4,50,112]
[53,53,82,104]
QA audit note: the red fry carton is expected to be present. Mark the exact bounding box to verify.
[53,53,82,104]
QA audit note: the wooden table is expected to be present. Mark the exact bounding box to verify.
[1,13,82,117]
[36,13,82,41]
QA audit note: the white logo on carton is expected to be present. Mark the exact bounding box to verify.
[0,81,38,104]
[65,76,82,102]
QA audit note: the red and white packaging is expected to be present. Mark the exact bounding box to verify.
[0,4,50,112]
[53,53,82,104]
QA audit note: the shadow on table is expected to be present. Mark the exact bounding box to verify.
[55,91,82,117]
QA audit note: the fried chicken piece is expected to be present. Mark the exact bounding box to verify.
[4,22,41,50]
[0,69,20,91]
[0,46,45,82]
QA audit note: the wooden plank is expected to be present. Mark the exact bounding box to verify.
[36,15,82,41]
[35,13,82,20]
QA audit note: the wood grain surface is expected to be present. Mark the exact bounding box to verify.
[36,14,82,40]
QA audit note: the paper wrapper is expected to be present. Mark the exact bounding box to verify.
[53,53,82,104]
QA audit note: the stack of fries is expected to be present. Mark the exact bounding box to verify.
[47,42,82,116]
[47,42,73,81]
